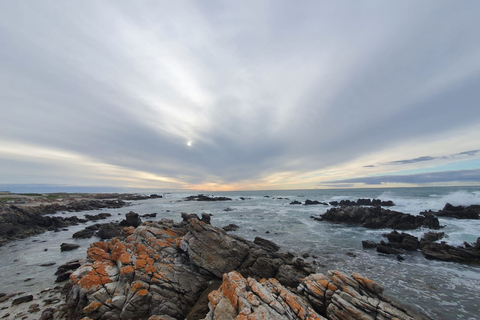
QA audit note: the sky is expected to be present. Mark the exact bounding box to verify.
[1,1,480,192]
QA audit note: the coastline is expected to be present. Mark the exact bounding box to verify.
[0,188,479,319]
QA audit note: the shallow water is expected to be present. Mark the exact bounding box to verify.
[1,186,479,319]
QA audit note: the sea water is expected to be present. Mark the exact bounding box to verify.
[0,186,479,319]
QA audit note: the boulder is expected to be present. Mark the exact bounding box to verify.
[184,194,232,201]
[253,236,280,252]
[421,241,480,265]
[290,200,302,205]
[304,200,328,205]
[11,295,34,306]
[120,211,143,227]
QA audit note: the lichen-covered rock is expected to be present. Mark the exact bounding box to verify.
[203,271,327,320]
[58,215,431,320]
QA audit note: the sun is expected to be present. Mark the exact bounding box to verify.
[186,141,193,147]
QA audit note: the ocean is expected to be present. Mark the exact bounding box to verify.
[1,186,479,319]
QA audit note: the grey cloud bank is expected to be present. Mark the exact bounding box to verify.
[1,1,480,190]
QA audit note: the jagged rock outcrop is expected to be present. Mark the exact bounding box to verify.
[426,203,480,219]
[315,206,440,230]
[204,270,430,320]
[58,215,315,320]
[329,199,395,207]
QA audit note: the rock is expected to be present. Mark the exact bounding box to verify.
[184,194,232,201]
[84,213,112,221]
[60,243,80,252]
[317,206,440,230]
[377,245,403,255]
[361,240,377,248]
[11,295,33,306]
[421,241,480,265]
[141,213,158,218]
[200,213,211,224]
[204,270,429,320]
[329,198,395,207]
[304,199,328,205]
[222,224,239,232]
[59,216,318,320]
[40,262,56,267]
[432,203,480,219]
[290,200,302,205]
[119,211,142,227]
[39,308,55,320]
[96,223,122,240]
[419,231,445,248]
[253,236,280,252]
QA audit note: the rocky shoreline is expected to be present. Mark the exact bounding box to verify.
[1,194,479,319]
[32,213,430,320]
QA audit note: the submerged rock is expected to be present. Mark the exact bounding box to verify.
[184,194,232,201]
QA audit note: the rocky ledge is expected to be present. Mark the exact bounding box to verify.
[313,206,440,230]
[51,214,430,320]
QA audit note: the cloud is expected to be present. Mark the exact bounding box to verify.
[387,156,437,165]
[0,1,479,190]
[328,169,480,185]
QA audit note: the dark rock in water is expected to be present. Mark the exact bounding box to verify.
[421,238,480,265]
[304,199,328,205]
[184,194,232,201]
[362,240,378,248]
[377,245,403,255]
[72,226,97,239]
[317,206,440,230]
[222,224,239,231]
[119,211,142,227]
[384,230,420,251]
[397,254,405,261]
[140,212,157,218]
[289,200,301,205]
[84,212,111,221]
[420,231,445,248]
[60,243,80,251]
[253,236,280,252]
[40,262,56,267]
[329,198,395,207]
[11,295,33,306]
[429,203,480,219]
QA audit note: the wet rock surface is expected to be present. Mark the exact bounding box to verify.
[315,206,440,230]
[425,203,480,219]
[54,215,431,320]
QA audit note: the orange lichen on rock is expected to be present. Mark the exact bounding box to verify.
[92,241,109,252]
[352,273,383,294]
[120,265,134,274]
[136,243,147,253]
[130,282,146,293]
[119,253,130,264]
[208,289,223,309]
[109,239,128,261]
[135,259,146,269]
[78,268,113,289]
[123,226,135,236]
[82,301,102,314]
[137,289,148,296]
[221,271,246,310]
[280,289,306,319]
[87,246,112,262]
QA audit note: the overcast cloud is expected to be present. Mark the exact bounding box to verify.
[1,1,480,190]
